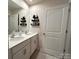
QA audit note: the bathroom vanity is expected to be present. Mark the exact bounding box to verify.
[9,32,39,59]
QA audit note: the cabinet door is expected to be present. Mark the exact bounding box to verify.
[13,44,30,59]
[31,35,38,55]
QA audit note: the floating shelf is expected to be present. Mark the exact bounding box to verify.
[32,19,39,22]
[20,16,27,26]
[31,23,40,26]
[21,20,26,22]
[20,23,27,26]
[31,15,40,26]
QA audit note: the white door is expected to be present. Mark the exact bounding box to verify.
[43,6,69,58]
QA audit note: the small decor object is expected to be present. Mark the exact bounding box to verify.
[20,16,27,26]
[31,14,40,26]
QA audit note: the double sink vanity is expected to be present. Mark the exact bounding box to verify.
[9,32,39,59]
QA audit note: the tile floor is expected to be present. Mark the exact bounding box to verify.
[30,50,59,59]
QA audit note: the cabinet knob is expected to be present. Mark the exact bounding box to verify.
[43,33,45,35]
[34,40,36,44]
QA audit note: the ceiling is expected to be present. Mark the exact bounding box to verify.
[24,0,46,6]
[8,0,69,11]
[24,0,69,6]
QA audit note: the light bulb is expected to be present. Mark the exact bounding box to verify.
[29,0,32,2]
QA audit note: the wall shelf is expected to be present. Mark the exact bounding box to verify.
[20,16,27,26]
[31,15,40,26]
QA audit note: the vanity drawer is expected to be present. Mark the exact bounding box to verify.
[12,39,30,55]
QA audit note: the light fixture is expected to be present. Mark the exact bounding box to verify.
[29,0,32,2]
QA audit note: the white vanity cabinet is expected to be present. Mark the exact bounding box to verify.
[30,35,38,55]
[13,43,30,59]
[9,33,39,59]
[10,39,31,59]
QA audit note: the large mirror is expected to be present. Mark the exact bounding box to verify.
[8,0,30,34]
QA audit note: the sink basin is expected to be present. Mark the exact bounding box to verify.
[9,34,26,40]
[9,37,24,40]
[9,31,32,40]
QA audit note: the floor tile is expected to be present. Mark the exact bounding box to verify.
[30,50,59,59]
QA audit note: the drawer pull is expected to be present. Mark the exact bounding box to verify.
[34,40,36,44]
[23,49,26,55]
[43,33,45,35]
